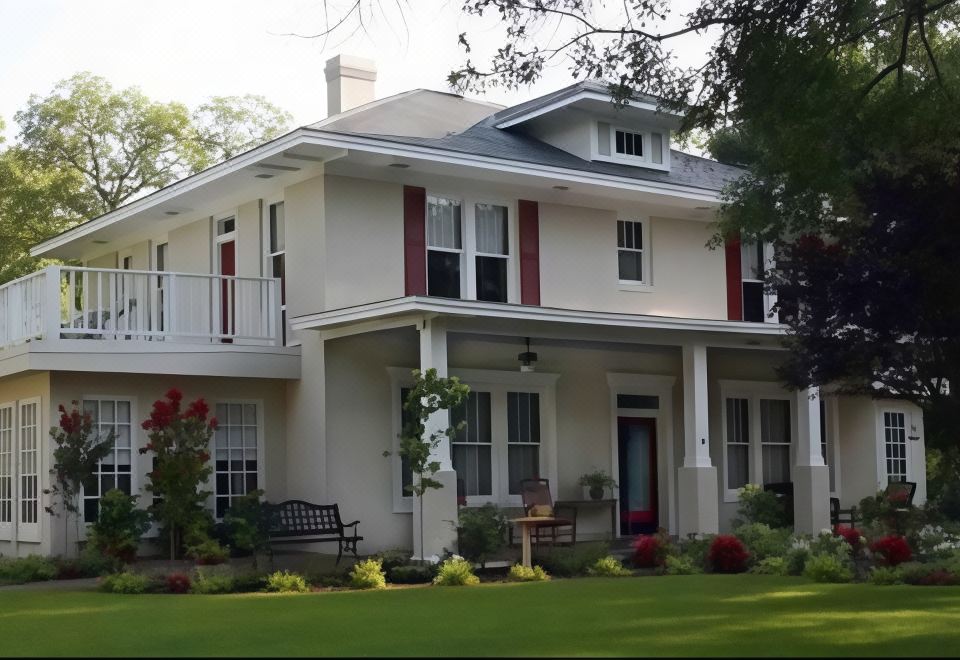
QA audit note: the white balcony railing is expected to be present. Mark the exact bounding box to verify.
[0,266,282,349]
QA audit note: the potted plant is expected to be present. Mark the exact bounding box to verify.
[578,470,618,500]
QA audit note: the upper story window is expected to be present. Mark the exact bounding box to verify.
[426,195,513,303]
[267,202,287,343]
[617,220,648,284]
[217,217,235,236]
[615,129,644,158]
[597,123,667,168]
[741,241,767,322]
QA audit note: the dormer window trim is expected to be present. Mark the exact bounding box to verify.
[592,121,671,172]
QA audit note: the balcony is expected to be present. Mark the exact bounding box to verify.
[0,267,297,379]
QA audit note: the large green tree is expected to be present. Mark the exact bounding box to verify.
[0,74,292,282]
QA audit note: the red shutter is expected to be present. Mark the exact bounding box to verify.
[725,234,742,321]
[403,186,427,296]
[518,200,541,306]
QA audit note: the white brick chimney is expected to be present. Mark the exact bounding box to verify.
[324,54,377,117]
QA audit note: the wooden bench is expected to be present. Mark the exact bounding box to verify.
[266,500,362,564]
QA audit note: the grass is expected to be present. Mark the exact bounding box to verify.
[1,575,959,656]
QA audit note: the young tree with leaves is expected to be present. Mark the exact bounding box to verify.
[392,368,470,561]
[48,402,114,557]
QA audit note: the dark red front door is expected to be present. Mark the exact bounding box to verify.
[219,240,235,340]
[618,417,658,535]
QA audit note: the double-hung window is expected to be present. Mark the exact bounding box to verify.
[617,220,647,284]
[451,392,493,498]
[267,202,287,344]
[81,398,134,522]
[507,392,540,494]
[213,403,260,518]
[426,196,513,302]
[427,196,464,299]
[741,241,765,322]
[721,384,794,499]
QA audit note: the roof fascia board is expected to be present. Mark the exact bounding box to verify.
[494,90,673,129]
[298,131,723,201]
[31,129,315,256]
[291,296,786,337]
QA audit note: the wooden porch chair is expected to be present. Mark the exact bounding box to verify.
[511,478,576,546]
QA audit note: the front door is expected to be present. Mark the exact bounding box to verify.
[218,240,236,341]
[618,417,658,535]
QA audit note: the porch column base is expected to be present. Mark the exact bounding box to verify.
[412,470,459,562]
[677,466,719,537]
[793,464,831,534]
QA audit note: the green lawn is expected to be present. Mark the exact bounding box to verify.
[1,576,959,656]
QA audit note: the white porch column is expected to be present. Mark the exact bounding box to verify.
[793,387,831,533]
[678,344,719,536]
[412,317,459,561]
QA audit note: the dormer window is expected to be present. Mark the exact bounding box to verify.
[596,122,668,169]
[614,129,644,158]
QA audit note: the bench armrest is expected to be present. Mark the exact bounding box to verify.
[342,520,360,527]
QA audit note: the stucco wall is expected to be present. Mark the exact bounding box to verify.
[284,174,326,322]
[538,204,727,319]
[236,201,262,279]
[323,175,405,310]
[168,217,211,274]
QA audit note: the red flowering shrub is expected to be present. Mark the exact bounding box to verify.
[708,535,750,573]
[870,535,912,566]
[140,388,218,559]
[632,534,666,568]
[915,569,959,587]
[834,525,864,554]
[165,572,191,594]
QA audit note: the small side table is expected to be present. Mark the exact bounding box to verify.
[554,499,617,539]
[510,517,557,568]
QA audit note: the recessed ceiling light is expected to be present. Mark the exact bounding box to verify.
[255,173,275,179]
[553,185,569,191]
[695,206,712,210]
[164,211,180,216]
[389,163,410,169]
[92,240,109,245]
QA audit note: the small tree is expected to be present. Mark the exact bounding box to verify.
[391,368,469,562]
[139,388,216,559]
[48,402,114,557]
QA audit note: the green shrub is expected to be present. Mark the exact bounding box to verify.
[387,564,436,584]
[736,484,790,528]
[433,556,480,586]
[587,556,633,577]
[186,538,230,565]
[221,490,270,556]
[0,555,58,584]
[191,567,237,594]
[349,558,387,590]
[508,564,550,582]
[664,555,701,575]
[232,571,267,592]
[677,536,713,572]
[899,560,960,586]
[785,543,811,576]
[88,489,151,564]
[734,523,792,562]
[803,553,853,583]
[534,542,609,577]
[264,570,309,593]
[100,571,153,594]
[751,556,789,576]
[870,566,904,585]
[374,547,413,573]
[810,530,852,560]
[456,504,507,567]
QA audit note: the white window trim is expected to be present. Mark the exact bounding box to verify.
[606,373,677,536]
[262,197,294,347]
[719,380,794,502]
[79,395,138,529]
[616,217,653,290]
[425,193,518,304]
[873,401,918,491]
[0,400,14,541]
[387,367,558,512]
[17,396,42,543]
[610,126,648,163]
[741,241,778,324]
[208,398,266,520]
[213,209,239,276]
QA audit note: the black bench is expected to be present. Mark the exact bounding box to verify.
[266,500,362,564]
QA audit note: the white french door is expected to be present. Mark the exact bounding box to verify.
[17,398,41,543]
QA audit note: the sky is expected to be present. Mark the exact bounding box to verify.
[0,0,708,143]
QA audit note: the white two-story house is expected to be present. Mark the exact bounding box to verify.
[0,55,927,559]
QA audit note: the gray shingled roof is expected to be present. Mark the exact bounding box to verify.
[309,113,743,192]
